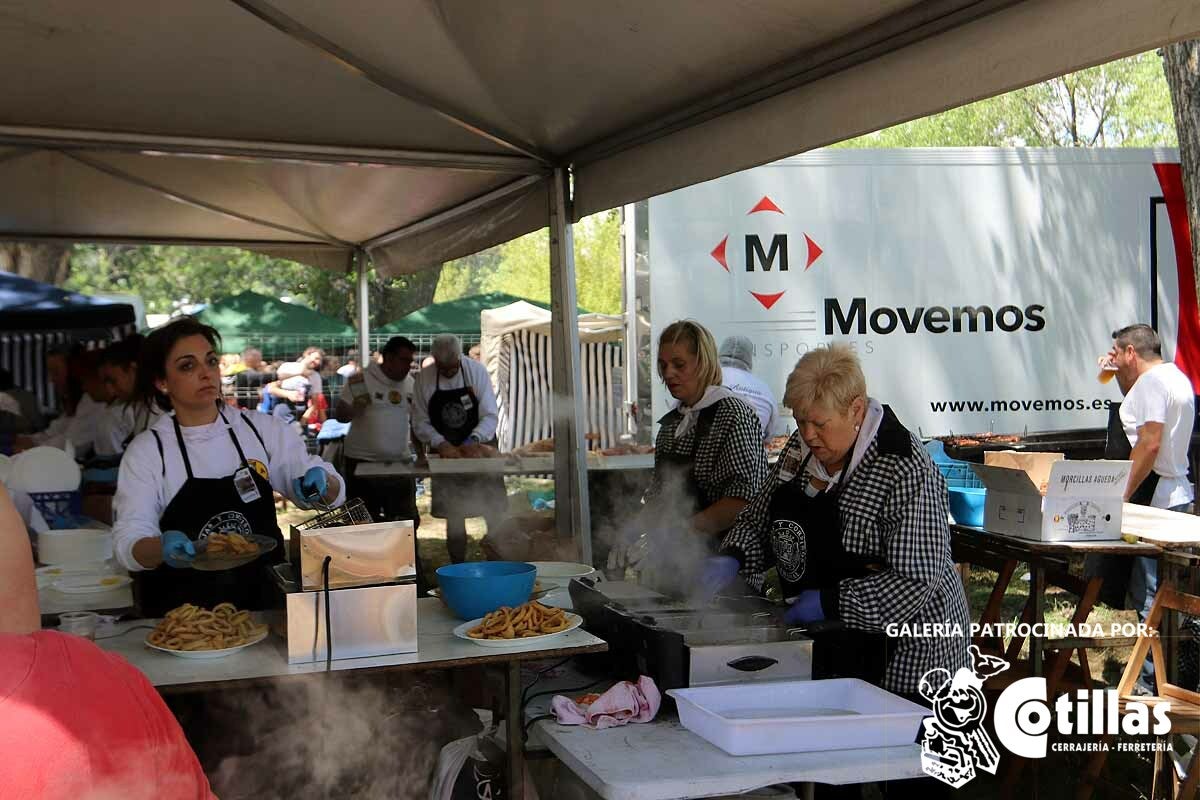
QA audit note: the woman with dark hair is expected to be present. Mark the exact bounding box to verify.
[95,334,161,458]
[112,318,345,616]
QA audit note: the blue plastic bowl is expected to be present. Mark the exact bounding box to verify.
[435,561,537,621]
[947,486,988,527]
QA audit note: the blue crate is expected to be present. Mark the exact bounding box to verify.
[28,490,83,523]
[936,460,984,489]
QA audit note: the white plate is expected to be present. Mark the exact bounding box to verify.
[529,561,596,586]
[36,563,112,578]
[9,446,81,493]
[453,612,582,649]
[51,574,132,594]
[144,628,269,659]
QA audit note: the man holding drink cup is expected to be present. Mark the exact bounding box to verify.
[1100,323,1195,694]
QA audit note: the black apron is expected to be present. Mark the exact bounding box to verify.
[133,411,284,618]
[429,370,481,447]
[653,405,719,519]
[1090,401,1162,608]
[768,452,894,685]
[427,368,505,519]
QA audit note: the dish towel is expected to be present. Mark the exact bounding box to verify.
[551,676,662,729]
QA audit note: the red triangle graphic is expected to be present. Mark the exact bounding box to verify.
[750,290,785,310]
[804,234,823,270]
[710,235,729,272]
[747,196,784,215]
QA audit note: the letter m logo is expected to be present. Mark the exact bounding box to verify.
[745,234,788,272]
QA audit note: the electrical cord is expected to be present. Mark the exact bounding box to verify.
[519,657,572,707]
[322,555,333,671]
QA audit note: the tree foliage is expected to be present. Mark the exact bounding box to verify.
[838,51,1176,148]
[434,210,622,314]
[64,245,441,327]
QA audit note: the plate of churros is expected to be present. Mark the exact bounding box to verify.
[453,601,583,649]
[191,532,276,571]
[144,602,270,659]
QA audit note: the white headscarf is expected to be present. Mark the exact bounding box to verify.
[802,396,885,489]
[673,384,735,438]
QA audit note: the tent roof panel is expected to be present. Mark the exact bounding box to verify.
[0,0,1195,275]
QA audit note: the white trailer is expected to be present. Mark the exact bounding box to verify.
[641,148,1199,436]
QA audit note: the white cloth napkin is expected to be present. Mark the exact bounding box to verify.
[673,385,735,438]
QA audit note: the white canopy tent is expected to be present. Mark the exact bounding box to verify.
[1,0,1198,560]
[481,301,624,453]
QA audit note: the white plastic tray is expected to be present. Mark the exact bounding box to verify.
[667,678,929,756]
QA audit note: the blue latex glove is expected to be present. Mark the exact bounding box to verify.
[161,530,196,568]
[292,467,328,509]
[700,556,741,596]
[782,589,825,625]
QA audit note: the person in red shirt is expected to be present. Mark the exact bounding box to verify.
[0,485,216,800]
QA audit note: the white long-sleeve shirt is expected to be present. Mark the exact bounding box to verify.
[112,409,345,571]
[95,402,165,458]
[411,359,498,448]
[34,394,106,456]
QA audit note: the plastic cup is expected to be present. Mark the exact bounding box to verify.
[58,611,100,640]
[1097,355,1118,384]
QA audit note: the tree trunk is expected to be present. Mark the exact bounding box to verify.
[369,263,443,328]
[1164,41,1200,308]
[0,242,72,284]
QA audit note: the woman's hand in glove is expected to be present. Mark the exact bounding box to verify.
[700,556,741,598]
[292,467,328,508]
[161,530,196,568]
[782,589,825,625]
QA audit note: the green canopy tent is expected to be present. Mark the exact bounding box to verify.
[377,292,586,337]
[192,290,355,356]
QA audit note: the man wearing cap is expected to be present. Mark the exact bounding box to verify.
[335,336,421,548]
[719,336,779,441]
[412,334,506,563]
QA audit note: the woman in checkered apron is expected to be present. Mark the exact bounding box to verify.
[608,320,767,592]
[715,344,970,700]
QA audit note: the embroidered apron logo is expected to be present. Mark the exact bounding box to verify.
[199,510,254,539]
[770,519,806,582]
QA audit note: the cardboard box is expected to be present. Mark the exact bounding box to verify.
[983,450,1065,495]
[970,460,1131,542]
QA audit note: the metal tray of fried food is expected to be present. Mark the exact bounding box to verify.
[190,532,277,571]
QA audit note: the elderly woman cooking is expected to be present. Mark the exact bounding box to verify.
[713,344,969,697]
[611,320,766,584]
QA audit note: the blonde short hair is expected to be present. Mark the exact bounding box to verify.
[657,320,722,391]
[784,344,867,413]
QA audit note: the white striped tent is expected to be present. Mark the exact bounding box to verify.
[481,302,625,453]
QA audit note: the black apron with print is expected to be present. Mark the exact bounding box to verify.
[427,369,505,519]
[767,452,894,685]
[133,411,284,618]
[429,371,481,447]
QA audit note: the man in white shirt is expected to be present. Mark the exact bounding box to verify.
[1107,323,1196,694]
[718,335,778,441]
[411,334,506,563]
[335,336,420,537]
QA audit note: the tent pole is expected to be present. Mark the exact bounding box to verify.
[548,167,592,565]
[621,203,638,436]
[355,249,370,364]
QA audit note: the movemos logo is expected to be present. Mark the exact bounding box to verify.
[826,298,1046,335]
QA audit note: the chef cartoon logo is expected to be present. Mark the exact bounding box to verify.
[199,510,254,539]
[247,459,269,481]
[770,519,806,582]
[918,645,1009,788]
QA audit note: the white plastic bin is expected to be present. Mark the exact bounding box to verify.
[667,678,929,756]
